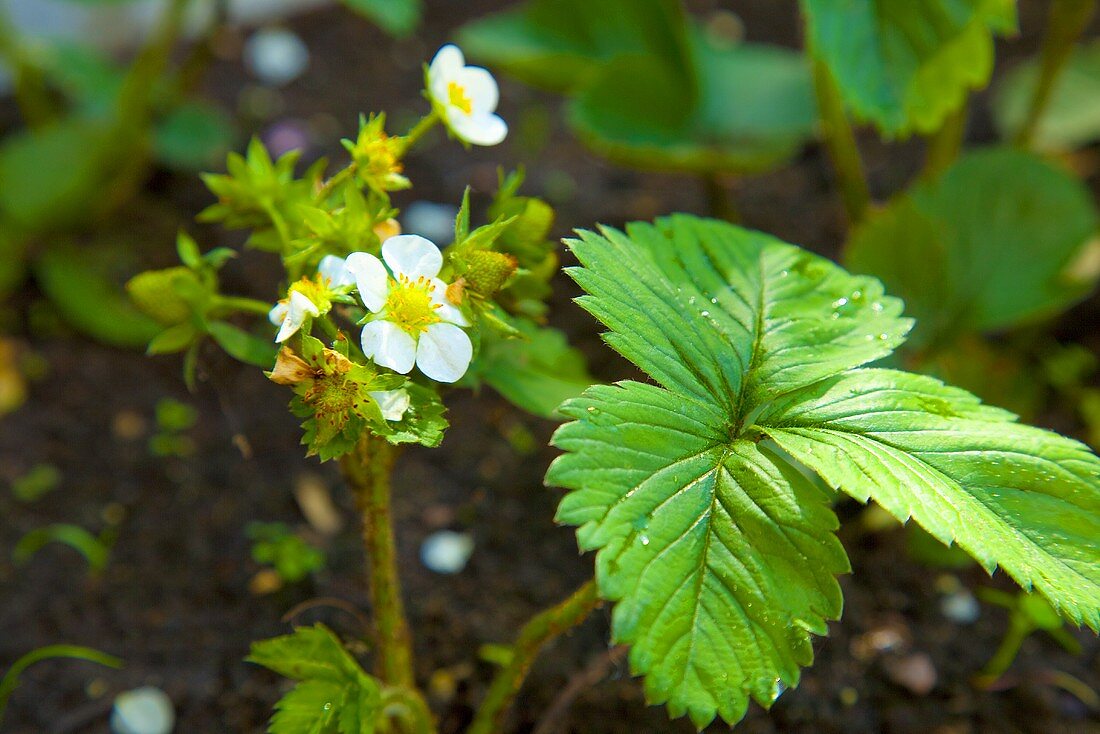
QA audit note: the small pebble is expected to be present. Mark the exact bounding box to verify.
[940,588,981,625]
[402,201,459,245]
[420,531,474,574]
[884,653,937,696]
[244,27,309,87]
[111,686,175,734]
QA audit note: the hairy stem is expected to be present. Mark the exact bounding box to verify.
[340,437,416,688]
[315,164,358,203]
[921,100,968,181]
[1015,0,1098,147]
[469,580,601,734]
[401,111,440,153]
[811,57,871,224]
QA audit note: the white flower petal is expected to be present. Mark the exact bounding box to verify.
[369,389,410,421]
[318,254,354,288]
[416,322,472,383]
[382,235,443,280]
[428,44,465,101]
[269,301,288,327]
[361,320,416,374]
[275,292,319,343]
[429,278,469,326]
[447,111,507,147]
[454,66,499,114]
[345,251,389,311]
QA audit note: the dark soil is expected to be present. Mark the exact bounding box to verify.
[2,1,1099,733]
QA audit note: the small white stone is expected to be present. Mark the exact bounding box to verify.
[244,27,309,87]
[420,530,474,574]
[940,589,981,625]
[111,686,175,734]
[402,202,459,246]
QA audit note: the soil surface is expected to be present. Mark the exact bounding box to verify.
[2,1,1099,733]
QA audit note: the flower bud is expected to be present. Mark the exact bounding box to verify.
[126,267,201,325]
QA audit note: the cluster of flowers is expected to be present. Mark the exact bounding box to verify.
[268,44,506,424]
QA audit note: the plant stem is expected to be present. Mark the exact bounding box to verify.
[975,613,1032,687]
[401,111,440,153]
[469,580,601,734]
[811,57,871,224]
[921,100,968,181]
[1015,0,1098,148]
[315,164,358,203]
[211,295,273,317]
[703,173,740,223]
[0,0,55,127]
[339,437,416,688]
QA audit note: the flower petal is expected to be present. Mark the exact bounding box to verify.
[269,301,288,327]
[361,320,416,374]
[275,291,319,343]
[382,234,443,280]
[429,44,465,101]
[453,66,499,114]
[416,322,472,383]
[447,111,507,147]
[369,389,411,421]
[318,254,354,288]
[429,278,469,326]
[345,251,389,311]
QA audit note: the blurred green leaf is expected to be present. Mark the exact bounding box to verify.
[13,524,111,573]
[458,0,692,93]
[803,0,1017,136]
[477,320,593,419]
[146,323,198,355]
[0,119,120,232]
[569,37,815,174]
[0,645,121,726]
[153,101,236,171]
[37,42,125,119]
[35,245,162,348]
[10,464,62,503]
[846,147,1099,347]
[208,321,277,368]
[340,0,422,37]
[154,397,197,432]
[992,40,1100,151]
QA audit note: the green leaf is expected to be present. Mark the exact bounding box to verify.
[569,37,816,174]
[208,321,278,368]
[13,523,112,573]
[340,0,421,37]
[153,101,236,172]
[845,148,1100,346]
[552,383,847,727]
[477,319,593,418]
[147,323,198,355]
[0,645,121,726]
[35,244,162,348]
[802,0,1017,135]
[0,119,121,232]
[248,624,381,734]
[458,0,692,93]
[756,368,1100,629]
[547,214,1100,727]
[992,39,1100,151]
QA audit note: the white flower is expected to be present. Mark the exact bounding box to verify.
[427,44,507,146]
[345,234,472,383]
[370,389,410,421]
[269,290,320,343]
[318,254,355,288]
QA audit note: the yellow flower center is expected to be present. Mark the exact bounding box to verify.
[289,275,331,310]
[385,276,441,337]
[447,81,473,115]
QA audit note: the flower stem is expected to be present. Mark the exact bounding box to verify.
[401,111,440,154]
[468,580,601,734]
[810,56,871,224]
[315,164,358,203]
[339,436,416,688]
[211,295,273,317]
[920,100,968,181]
[1015,0,1097,148]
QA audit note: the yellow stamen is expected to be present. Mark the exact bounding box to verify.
[385,275,442,337]
[447,81,473,115]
